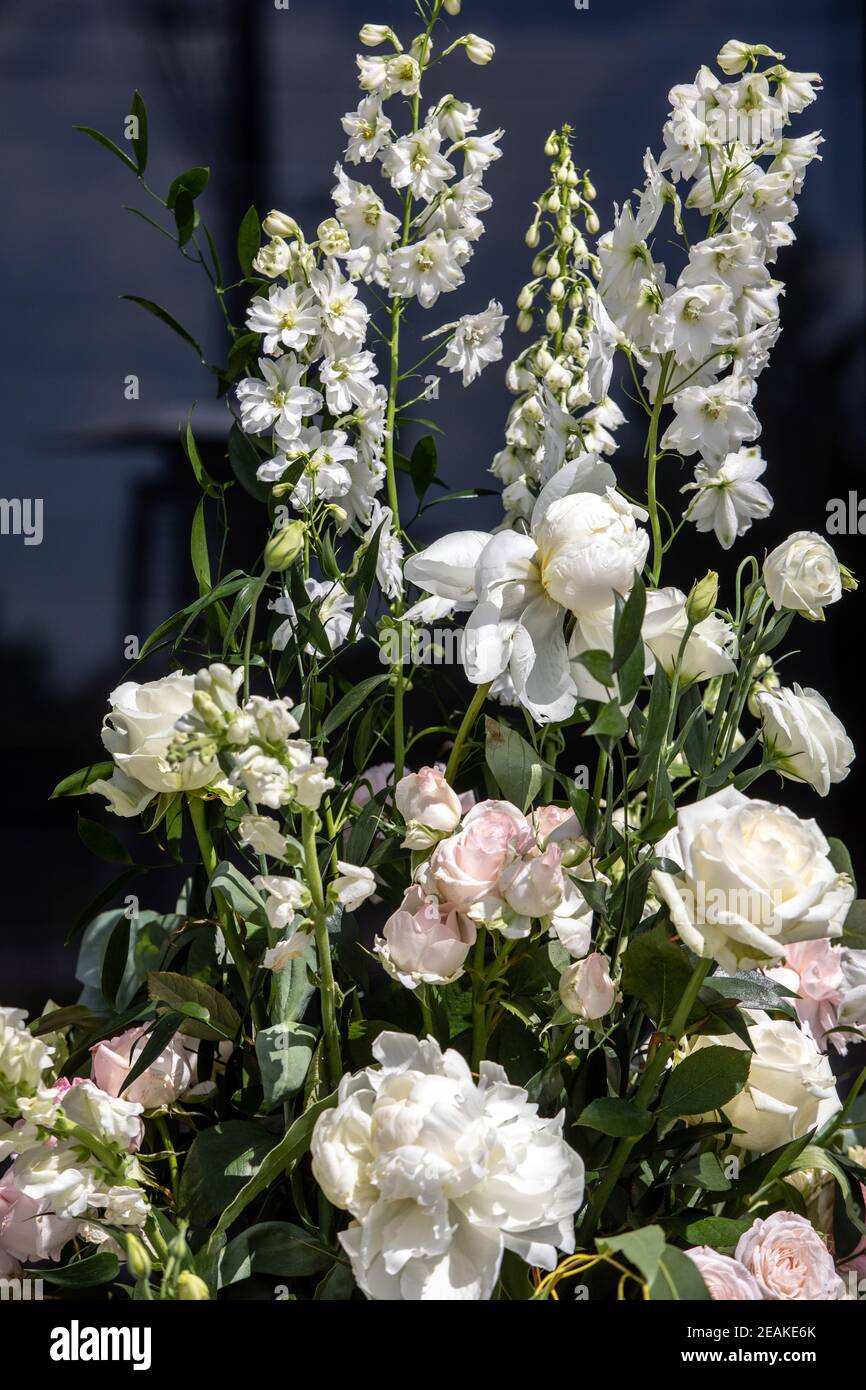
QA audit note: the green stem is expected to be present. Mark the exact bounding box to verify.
[645,354,672,586]
[470,928,489,1071]
[188,796,252,1001]
[243,568,271,702]
[154,1115,179,1202]
[578,955,712,1244]
[302,811,343,1089]
[445,681,492,785]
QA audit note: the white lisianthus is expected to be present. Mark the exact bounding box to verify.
[653,786,853,971]
[332,861,377,912]
[685,1013,840,1153]
[763,531,843,619]
[643,586,738,681]
[91,673,224,817]
[0,1009,54,1112]
[238,814,289,860]
[682,448,774,549]
[427,299,508,386]
[311,1033,584,1300]
[755,683,854,796]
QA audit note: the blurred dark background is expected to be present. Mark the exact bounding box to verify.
[1,0,863,1012]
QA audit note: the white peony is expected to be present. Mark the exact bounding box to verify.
[311,1033,585,1300]
[653,786,853,971]
[755,683,854,796]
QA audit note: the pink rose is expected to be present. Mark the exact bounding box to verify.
[395,767,463,847]
[685,1246,763,1300]
[500,844,564,918]
[0,1172,78,1263]
[375,886,476,988]
[559,952,616,1019]
[91,1024,198,1109]
[532,805,582,847]
[735,1211,844,1300]
[428,801,532,910]
[767,939,843,1051]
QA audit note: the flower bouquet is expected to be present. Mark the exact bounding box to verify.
[4,6,865,1304]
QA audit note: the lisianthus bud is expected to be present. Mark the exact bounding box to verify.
[463,34,495,65]
[264,521,306,571]
[559,952,616,1019]
[176,1271,211,1301]
[686,571,719,624]
[359,23,397,47]
[126,1234,152,1281]
[263,209,302,239]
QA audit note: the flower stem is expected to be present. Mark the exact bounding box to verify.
[470,928,489,1071]
[302,811,343,1089]
[645,354,671,586]
[188,795,252,1002]
[577,955,712,1244]
[445,681,492,785]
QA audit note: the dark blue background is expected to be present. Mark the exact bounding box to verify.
[1,0,863,1008]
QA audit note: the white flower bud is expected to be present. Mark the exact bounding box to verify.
[443,0,462,13]
[560,221,576,246]
[563,326,583,353]
[517,285,535,311]
[263,209,302,240]
[463,33,495,65]
[524,224,540,248]
[568,189,581,209]
[550,277,566,301]
[544,132,559,157]
[585,209,600,234]
[545,190,561,214]
[545,307,562,334]
[545,361,572,391]
[517,311,534,333]
[546,256,560,278]
[531,254,548,277]
[359,23,397,47]
[583,177,597,201]
[535,346,554,372]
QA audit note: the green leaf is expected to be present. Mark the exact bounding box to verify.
[227,422,271,504]
[314,1262,356,1300]
[409,434,438,501]
[211,1092,337,1237]
[74,125,138,172]
[843,899,866,951]
[684,1216,750,1252]
[121,296,203,361]
[32,1252,119,1288]
[179,1121,278,1227]
[77,815,132,864]
[612,573,646,671]
[147,971,241,1042]
[101,915,131,1009]
[237,205,260,276]
[621,926,692,1028]
[346,788,387,866]
[190,497,211,595]
[597,1226,665,1287]
[661,1045,751,1117]
[700,970,796,1016]
[129,90,148,173]
[348,519,384,640]
[182,412,221,498]
[649,1245,710,1301]
[167,166,210,207]
[51,761,114,798]
[218,1222,335,1287]
[485,718,543,812]
[575,648,613,688]
[829,837,858,895]
[578,1097,653,1138]
[321,674,390,738]
[256,1022,318,1110]
[119,1013,183,1096]
[586,698,628,739]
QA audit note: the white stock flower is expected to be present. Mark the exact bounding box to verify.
[686,1014,839,1154]
[755,684,854,796]
[333,861,377,912]
[237,356,323,442]
[429,300,507,386]
[238,814,289,860]
[245,283,321,356]
[682,447,773,549]
[311,1032,584,1300]
[654,786,853,971]
[254,874,310,932]
[763,532,842,619]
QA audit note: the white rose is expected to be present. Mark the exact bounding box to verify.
[92,673,220,816]
[763,531,842,619]
[535,489,649,615]
[687,1013,840,1153]
[755,684,854,796]
[311,1033,584,1300]
[643,587,737,681]
[653,786,853,971]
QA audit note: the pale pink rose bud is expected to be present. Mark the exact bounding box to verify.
[90,1024,197,1109]
[429,801,531,910]
[395,767,463,845]
[735,1211,845,1300]
[767,939,843,1051]
[0,1172,79,1263]
[374,886,476,989]
[532,804,580,844]
[559,952,616,1019]
[500,845,564,918]
[685,1247,763,1300]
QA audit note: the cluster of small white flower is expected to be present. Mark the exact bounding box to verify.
[598,40,823,547]
[236,16,506,575]
[492,126,626,525]
[0,1009,149,1273]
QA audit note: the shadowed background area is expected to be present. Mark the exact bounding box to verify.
[0,0,863,1011]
